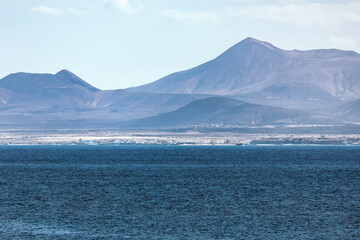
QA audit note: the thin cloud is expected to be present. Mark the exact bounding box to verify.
[162,9,219,24]
[224,1,360,32]
[68,8,88,16]
[104,0,143,14]
[30,6,61,15]
[330,36,360,51]
[223,0,360,51]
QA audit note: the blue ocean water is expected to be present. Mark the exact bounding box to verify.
[0,145,359,239]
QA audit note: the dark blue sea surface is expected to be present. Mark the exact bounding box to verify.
[0,145,359,239]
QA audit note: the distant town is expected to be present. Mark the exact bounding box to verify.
[1,129,360,146]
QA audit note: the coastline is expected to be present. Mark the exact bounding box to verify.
[1,129,359,146]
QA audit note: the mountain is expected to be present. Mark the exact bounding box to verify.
[92,89,209,114]
[242,82,338,101]
[1,37,360,129]
[0,70,98,107]
[129,37,360,108]
[0,69,98,92]
[0,70,210,128]
[235,82,342,110]
[128,97,303,127]
[331,99,360,122]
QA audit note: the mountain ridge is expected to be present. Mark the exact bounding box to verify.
[0,37,359,129]
[128,96,302,127]
[128,37,360,104]
[0,70,99,92]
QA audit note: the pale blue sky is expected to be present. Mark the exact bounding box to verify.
[1,0,359,89]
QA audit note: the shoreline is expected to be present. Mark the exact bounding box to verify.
[1,129,360,146]
[1,143,360,147]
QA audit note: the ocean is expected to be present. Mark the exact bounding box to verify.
[0,145,359,239]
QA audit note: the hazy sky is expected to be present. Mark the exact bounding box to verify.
[1,0,359,89]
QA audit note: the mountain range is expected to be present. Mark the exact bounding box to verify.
[129,97,302,127]
[0,37,359,129]
[130,37,360,110]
